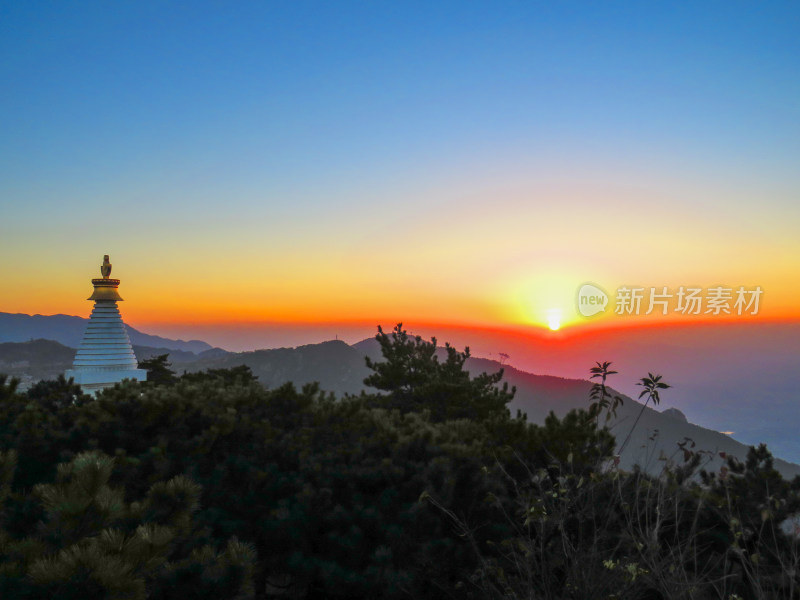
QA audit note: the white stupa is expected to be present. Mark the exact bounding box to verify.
[65,255,147,395]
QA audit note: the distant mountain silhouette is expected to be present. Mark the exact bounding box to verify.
[402,321,800,464]
[468,356,800,478]
[2,334,798,479]
[0,312,213,354]
[350,338,800,478]
[0,339,75,380]
[185,340,369,396]
[0,340,230,382]
[187,337,800,479]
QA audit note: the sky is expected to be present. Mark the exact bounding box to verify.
[1,1,799,347]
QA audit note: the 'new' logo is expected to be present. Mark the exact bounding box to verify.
[577,283,609,317]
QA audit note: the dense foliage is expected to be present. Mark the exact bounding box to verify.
[0,325,798,598]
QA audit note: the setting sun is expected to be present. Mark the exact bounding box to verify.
[547,309,562,331]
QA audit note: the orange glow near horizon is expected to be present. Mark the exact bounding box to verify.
[3,172,799,337]
[127,313,800,355]
[6,271,798,335]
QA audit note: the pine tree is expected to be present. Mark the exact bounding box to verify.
[364,324,515,421]
[0,451,254,599]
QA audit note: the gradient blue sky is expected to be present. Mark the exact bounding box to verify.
[1,2,799,341]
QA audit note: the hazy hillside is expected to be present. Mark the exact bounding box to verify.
[385,321,800,463]
[0,339,231,382]
[134,345,230,365]
[192,336,800,479]
[0,339,75,381]
[353,338,800,479]
[0,312,213,353]
[468,357,800,479]
[184,340,369,396]
[115,321,800,462]
[2,334,798,479]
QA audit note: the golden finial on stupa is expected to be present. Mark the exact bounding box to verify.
[88,254,124,302]
[101,255,112,279]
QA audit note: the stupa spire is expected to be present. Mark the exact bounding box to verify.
[101,254,112,278]
[87,254,124,302]
[65,255,146,395]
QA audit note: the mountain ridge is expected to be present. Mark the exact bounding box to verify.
[183,336,800,479]
[0,312,212,354]
[1,331,798,479]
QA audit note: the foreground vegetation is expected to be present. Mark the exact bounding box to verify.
[0,325,798,598]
